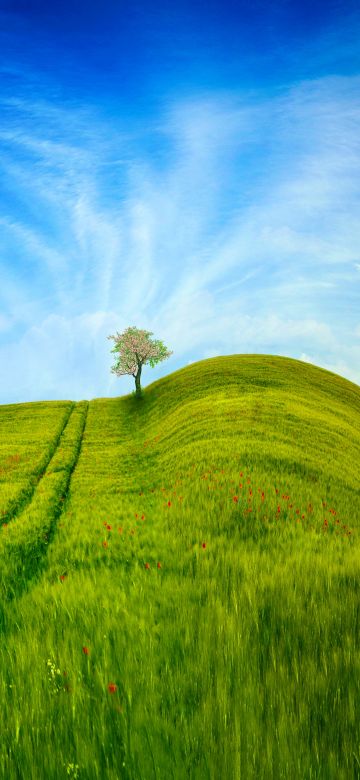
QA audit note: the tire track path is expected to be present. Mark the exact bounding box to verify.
[0,401,89,605]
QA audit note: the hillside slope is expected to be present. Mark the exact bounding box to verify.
[0,354,359,780]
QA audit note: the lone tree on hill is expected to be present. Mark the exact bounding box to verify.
[107,326,173,399]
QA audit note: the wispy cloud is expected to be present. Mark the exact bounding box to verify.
[1,75,360,403]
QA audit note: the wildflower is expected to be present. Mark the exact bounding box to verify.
[145,563,150,569]
[47,659,63,695]
[102,540,108,548]
[202,542,206,549]
[63,762,80,778]
[108,683,117,693]
[157,562,161,569]
[82,646,89,655]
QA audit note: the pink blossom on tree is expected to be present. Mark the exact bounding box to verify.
[107,326,173,399]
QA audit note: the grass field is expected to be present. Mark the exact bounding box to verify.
[0,354,359,779]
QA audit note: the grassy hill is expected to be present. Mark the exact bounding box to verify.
[0,354,359,779]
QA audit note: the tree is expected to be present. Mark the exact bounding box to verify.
[107,326,173,399]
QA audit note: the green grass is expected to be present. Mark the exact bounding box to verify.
[0,354,359,779]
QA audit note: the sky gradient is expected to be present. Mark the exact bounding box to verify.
[1,0,360,404]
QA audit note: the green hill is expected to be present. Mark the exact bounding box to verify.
[0,354,359,779]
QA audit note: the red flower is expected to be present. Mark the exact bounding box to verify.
[82,646,89,655]
[102,540,108,548]
[60,574,67,582]
[108,683,117,694]
[145,563,150,569]
[232,496,238,503]
[106,524,112,530]
[157,562,161,568]
[202,542,206,549]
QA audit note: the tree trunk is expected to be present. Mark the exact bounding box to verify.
[134,365,143,398]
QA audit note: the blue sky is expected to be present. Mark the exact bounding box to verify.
[1,0,360,404]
